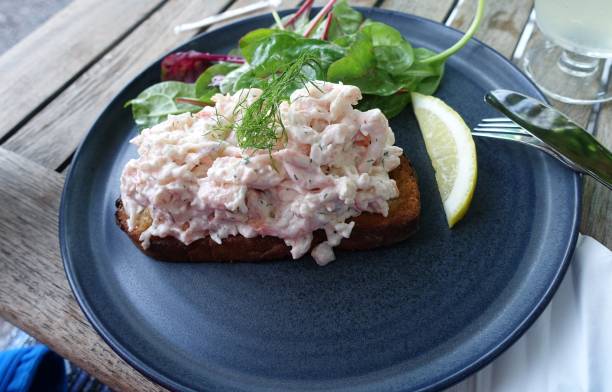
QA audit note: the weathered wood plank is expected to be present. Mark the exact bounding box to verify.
[450,0,533,59]
[0,148,165,391]
[380,0,455,21]
[0,0,165,142]
[581,104,612,247]
[4,0,232,170]
[0,0,71,54]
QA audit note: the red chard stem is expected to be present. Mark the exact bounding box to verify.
[322,12,333,40]
[175,97,211,107]
[284,0,314,28]
[303,0,337,38]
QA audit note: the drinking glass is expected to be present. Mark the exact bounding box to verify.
[523,0,612,104]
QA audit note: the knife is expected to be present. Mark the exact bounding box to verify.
[485,89,612,189]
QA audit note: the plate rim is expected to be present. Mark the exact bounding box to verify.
[59,7,582,392]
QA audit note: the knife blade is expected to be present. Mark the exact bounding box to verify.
[485,89,612,189]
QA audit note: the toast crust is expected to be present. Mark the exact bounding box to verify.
[116,156,420,262]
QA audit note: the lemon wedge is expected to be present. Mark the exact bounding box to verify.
[411,92,477,228]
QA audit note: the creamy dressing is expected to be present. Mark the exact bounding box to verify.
[120,81,403,265]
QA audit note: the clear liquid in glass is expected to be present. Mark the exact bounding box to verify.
[535,0,612,58]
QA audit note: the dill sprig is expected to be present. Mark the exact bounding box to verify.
[235,51,321,151]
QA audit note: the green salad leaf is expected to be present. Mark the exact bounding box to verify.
[222,29,344,93]
[327,22,416,96]
[327,0,363,41]
[195,62,242,102]
[357,93,412,118]
[125,82,202,130]
[409,48,445,95]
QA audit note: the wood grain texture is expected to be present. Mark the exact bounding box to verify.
[4,0,232,170]
[450,0,533,58]
[0,0,164,141]
[0,148,166,391]
[380,0,455,21]
[581,104,612,247]
[0,0,72,54]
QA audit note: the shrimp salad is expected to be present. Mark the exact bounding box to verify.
[120,81,403,265]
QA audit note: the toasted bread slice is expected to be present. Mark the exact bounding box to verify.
[116,156,420,262]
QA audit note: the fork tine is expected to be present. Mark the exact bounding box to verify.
[473,126,585,174]
[476,122,522,128]
[472,131,564,159]
[472,131,536,143]
[473,127,531,135]
[471,131,555,155]
[481,117,514,122]
[472,131,582,172]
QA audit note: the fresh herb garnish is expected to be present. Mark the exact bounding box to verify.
[234,51,321,151]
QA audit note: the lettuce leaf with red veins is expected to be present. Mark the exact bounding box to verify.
[195,63,242,103]
[125,82,201,130]
[327,0,363,41]
[161,51,245,82]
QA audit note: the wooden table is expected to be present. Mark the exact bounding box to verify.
[0,0,609,390]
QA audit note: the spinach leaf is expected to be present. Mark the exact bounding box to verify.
[354,49,444,116]
[219,63,251,94]
[357,93,412,118]
[327,22,414,96]
[125,81,201,130]
[327,0,363,41]
[410,48,445,95]
[327,32,399,95]
[224,29,345,93]
[240,29,345,69]
[195,62,242,102]
[362,22,415,76]
[327,20,445,116]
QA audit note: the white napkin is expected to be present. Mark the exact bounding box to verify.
[448,235,612,392]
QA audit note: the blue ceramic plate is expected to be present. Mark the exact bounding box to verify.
[60,8,580,392]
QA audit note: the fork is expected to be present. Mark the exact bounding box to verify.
[472,117,589,175]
